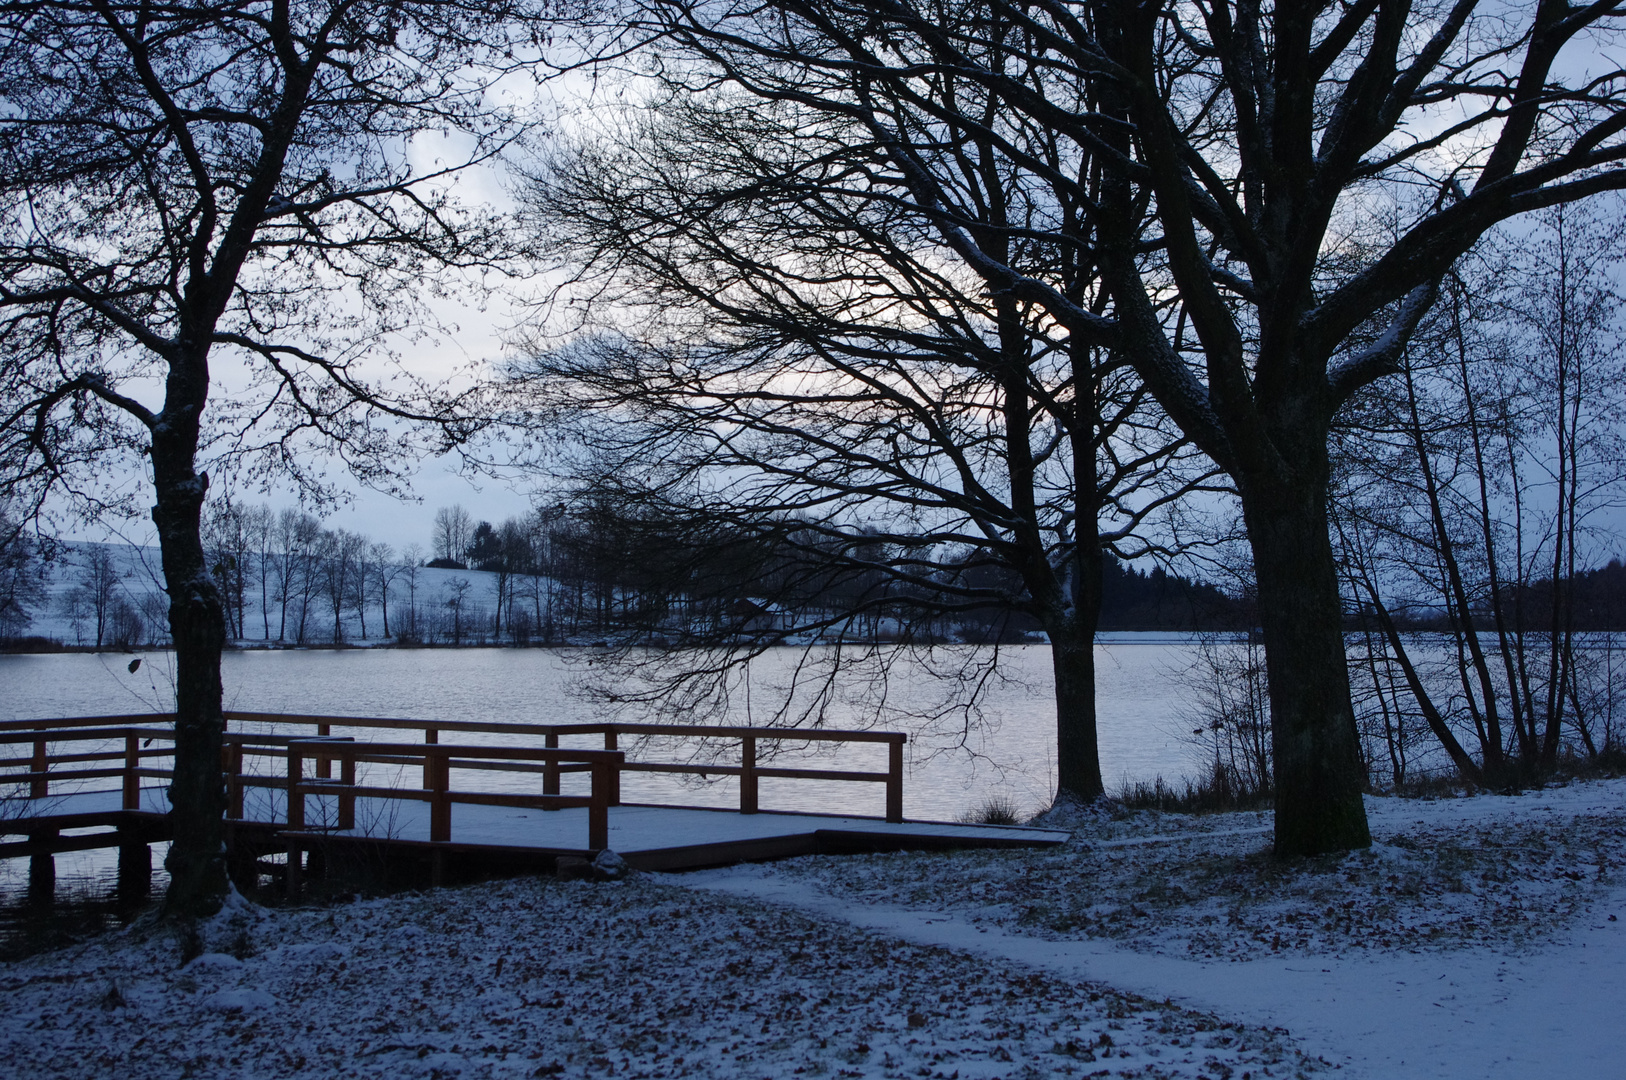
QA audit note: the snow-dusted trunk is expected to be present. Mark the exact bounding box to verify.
[1047,544,1105,802]
[1239,441,1372,855]
[151,352,230,917]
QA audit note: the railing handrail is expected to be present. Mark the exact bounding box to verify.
[281,739,621,853]
[4,712,907,745]
[0,713,172,733]
[10,710,909,826]
[0,725,175,745]
[282,738,626,763]
[226,710,906,744]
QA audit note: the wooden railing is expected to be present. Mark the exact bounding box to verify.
[0,723,174,812]
[4,712,909,842]
[224,711,907,822]
[219,733,622,851]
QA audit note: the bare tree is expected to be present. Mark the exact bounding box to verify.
[204,499,252,640]
[442,575,474,645]
[0,506,45,640]
[399,542,426,641]
[622,0,1626,853]
[369,541,400,639]
[319,529,366,643]
[244,504,276,641]
[1334,206,1626,783]
[432,504,475,565]
[271,509,324,643]
[524,71,1217,798]
[520,504,565,642]
[0,0,545,912]
[70,544,123,649]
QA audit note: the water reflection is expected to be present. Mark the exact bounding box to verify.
[0,842,168,960]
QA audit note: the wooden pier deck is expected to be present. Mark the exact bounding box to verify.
[2,712,1068,894]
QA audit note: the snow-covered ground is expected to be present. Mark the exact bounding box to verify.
[2,779,1622,1079]
[695,779,1626,1078]
[0,882,1314,1080]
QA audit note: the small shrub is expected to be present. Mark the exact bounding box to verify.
[1385,770,1474,800]
[1115,766,1273,814]
[959,794,1024,826]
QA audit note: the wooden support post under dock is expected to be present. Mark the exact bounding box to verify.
[31,735,48,799]
[589,761,610,852]
[429,748,451,843]
[117,836,151,901]
[123,734,140,810]
[286,745,305,897]
[422,728,438,788]
[28,830,56,907]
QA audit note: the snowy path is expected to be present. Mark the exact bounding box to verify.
[686,841,1626,1079]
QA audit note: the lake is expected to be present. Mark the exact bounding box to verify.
[1,638,1212,918]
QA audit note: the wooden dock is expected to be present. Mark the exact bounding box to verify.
[2,712,1068,898]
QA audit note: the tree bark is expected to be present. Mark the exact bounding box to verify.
[1049,626,1104,801]
[1240,455,1372,856]
[152,363,230,918]
[1049,417,1108,804]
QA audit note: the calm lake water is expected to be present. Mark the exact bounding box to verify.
[1,639,1209,915]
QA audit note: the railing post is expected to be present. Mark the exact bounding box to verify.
[286,742,304,897]
[588,759,610,852]
[338,749,356,831]
[30,735,47,799]
[228,740,245,819]
[886,737,904,823]
[286,744,305,831]
[430,748,451,843]
[603,728,620,806]
[123,733,140,811]
[543,731,560,805]
[316,722,331,779]
[423,727,438,789]
[740,735,758,814]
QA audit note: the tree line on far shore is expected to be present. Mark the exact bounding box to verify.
[0,500,1248,649]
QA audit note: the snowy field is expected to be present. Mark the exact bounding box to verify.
[3,778,1623,1079]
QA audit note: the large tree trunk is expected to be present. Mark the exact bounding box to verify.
[1046,530,1106,803]
[1240,457,1372,856]
[152,379,230,918]
[1050,622,1105,802]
